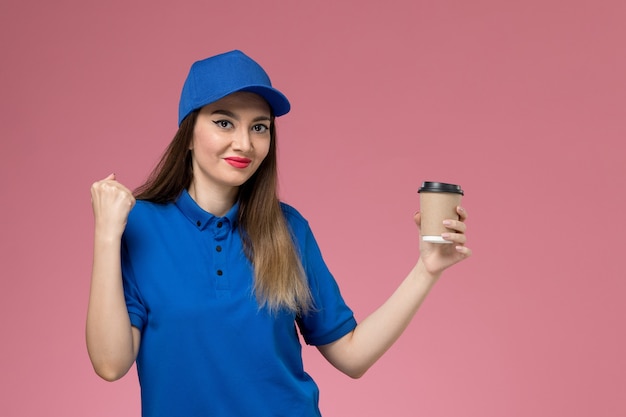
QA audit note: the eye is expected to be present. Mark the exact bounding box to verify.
[252,124,269,134]
[212,120,233,129]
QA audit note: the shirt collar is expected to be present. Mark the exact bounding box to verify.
[175,189,239,232]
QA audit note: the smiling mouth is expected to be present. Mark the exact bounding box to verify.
[224,157,252,168]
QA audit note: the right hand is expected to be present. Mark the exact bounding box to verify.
[90,173,136,239]
[413,206,471,277]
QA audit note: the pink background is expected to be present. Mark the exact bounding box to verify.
[1,0,624,416]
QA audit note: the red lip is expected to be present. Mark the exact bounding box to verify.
[224,157,252,168]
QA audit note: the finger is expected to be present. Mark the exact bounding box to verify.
[442,232,467,245]
[91,174,115,193]
[413,211,421,227]
[457,206,468,221]
[97,173,116,184]
[443,219,467,233]
[455,245,472,257]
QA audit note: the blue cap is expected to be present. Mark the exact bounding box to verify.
[178,50,291,126]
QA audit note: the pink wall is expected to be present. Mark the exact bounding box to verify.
[1,0,624,416]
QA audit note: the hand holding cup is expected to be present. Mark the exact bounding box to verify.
[418,182,464,244]
[416,181,471,275]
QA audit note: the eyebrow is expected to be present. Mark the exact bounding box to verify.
[210,109,271,123]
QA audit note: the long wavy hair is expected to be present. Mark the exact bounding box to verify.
[134,110,313,315]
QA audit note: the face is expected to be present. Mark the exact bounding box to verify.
[189,92,272,198]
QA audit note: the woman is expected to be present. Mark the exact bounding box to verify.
[86,50,471,417]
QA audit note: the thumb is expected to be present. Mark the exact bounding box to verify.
[104,173,116,181]
[413,210,421,225]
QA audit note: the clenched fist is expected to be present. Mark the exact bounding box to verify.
[90,173,136,240]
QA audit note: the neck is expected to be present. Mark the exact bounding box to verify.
[187,180,238,217]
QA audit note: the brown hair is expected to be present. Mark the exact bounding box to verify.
[135,111,313,315]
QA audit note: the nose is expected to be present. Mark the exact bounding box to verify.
[232,128,252,152]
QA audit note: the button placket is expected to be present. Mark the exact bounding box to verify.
[212,217,229,291]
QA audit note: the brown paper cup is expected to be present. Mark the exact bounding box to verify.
[418,182,463,244]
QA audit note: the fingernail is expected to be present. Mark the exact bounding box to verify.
[443,220,452,226]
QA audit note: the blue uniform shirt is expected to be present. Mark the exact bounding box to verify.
[122,190,357,417]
